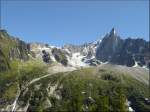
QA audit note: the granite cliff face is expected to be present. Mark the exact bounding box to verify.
[96,28,123,62]
[96,28,149,67]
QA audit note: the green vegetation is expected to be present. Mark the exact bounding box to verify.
[2,82,18,101]
[0,60,48,109]
[0,49,10,72]
[0,30,17,58]
[21,67,150,112]
[17,61,48,85]
[0,30,31,72]
[122,76,150,111]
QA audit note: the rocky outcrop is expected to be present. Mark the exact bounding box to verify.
[96,28,123,62]
[9,39,30,61]
[52,48,68,66]
[63,44,83,54]
[42,50,51,63]
[111,38,149,67]
[0,29,30,71]
[96,28,149,67]
[63,40,99,58]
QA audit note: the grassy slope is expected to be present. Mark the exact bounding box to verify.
[22,67,149,112]
[0,60,48,109]
[0,30,17,61]
[0,31,14,71]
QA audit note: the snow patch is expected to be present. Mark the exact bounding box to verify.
[142,65,149,70]
[30,45,56,62]
[133,61,138,67]
[67,52,88,67]
[126,100,134,112]
[101,61,109,64]
[63,48,71,54]
[92,38,102,45]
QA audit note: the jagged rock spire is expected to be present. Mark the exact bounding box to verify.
[110,27,116,36]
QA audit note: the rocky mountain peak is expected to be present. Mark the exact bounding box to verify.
[96,28,123,62]
[102,28,120,45]
[108,28,120,41]
[110,27,116,36]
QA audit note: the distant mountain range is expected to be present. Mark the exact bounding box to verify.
[0,28,149,72]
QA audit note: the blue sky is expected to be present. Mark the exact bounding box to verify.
[1,0,149,46]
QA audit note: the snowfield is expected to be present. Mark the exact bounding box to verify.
[67,52,88,67]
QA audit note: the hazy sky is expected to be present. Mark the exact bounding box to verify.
[1,0,149,46]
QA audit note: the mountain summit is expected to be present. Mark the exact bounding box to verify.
[110,27,116,36]
[96,28,149,67]
[96,28,123,62]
